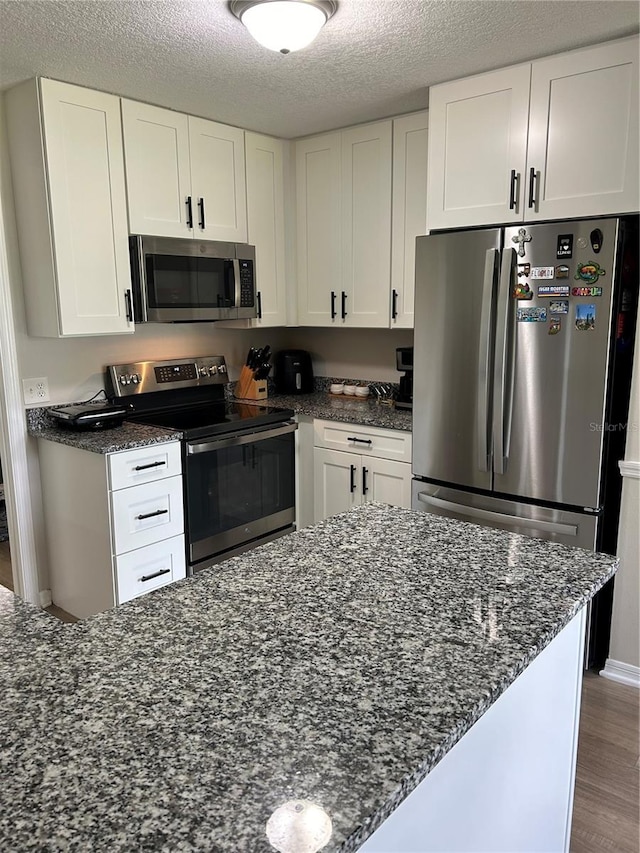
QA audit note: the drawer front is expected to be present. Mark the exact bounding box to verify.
[313,419,412,463]
[111,475,184,554]
[115,535,186,604]
[108,442,181,491]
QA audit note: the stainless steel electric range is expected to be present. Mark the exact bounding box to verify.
[106,356,296,574]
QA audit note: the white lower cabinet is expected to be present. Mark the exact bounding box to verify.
[313,420,412,522]
[38,439,185,619]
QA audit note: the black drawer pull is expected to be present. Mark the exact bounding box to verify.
[134,461,167,471]
[347,437,372,445]
[139,568,171,583]
[362,466,368,495]
[349,464,356,493]
[136,508,169,521]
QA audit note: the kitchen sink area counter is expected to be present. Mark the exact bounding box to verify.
[1,503,616,852]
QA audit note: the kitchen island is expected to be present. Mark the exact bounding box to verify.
[1,504,615,852]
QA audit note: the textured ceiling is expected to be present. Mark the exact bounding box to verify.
[0,0,638,139]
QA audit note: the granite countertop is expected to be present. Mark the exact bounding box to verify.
[1,503,616,852]
[257,391,412,432]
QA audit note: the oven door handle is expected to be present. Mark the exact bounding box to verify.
[186,421,298,455]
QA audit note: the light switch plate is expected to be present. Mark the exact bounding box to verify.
[23,377,50,404]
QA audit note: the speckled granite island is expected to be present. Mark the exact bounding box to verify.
[1,504,615,852]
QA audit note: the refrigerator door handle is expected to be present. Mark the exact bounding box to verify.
[416,493,579,538]
[477,248,499,472]
[493,247,517,475]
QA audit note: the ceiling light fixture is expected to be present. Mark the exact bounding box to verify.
[230,0,337,55]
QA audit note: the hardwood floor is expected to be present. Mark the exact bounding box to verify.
[571,672,640,853]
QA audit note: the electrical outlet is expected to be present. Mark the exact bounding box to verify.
[23,377,50,404]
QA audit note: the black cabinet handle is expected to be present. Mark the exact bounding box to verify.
[198,197,206,229]
[134,461,166,471]
[124,290,133,322]
[330,291,337,319]
[139,568,171,583]
[257,291,262,320]
[135,508,169,521]
[528,168,537,209]
[186,196,193,229]
[362,466,368,495]
[509,169,519,211]
[391,289,398,320]
[341,291,347,319]
[349,464,356,493]
[347,436,372,445]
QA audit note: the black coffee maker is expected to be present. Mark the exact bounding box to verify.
[396,347,413,409]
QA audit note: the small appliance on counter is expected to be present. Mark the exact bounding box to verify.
[48,403,128,431]
[395,347,413,410]
[274,350,314,394]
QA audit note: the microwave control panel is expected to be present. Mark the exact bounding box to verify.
[239,259,255,308]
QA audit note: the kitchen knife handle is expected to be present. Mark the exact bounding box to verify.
[186,196,193,229]
[139,568,171,583]
[198,197,206,229]
[362,467,368,495]
[527,168,537,209]
[257,291,262,320]
[330,291,337,319]
[341,291,347,319]
[349,464,357,493]
[124,289,133,323]
[509,169,519,211]
[391,289,398,320]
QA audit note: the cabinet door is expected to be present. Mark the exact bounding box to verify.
[427,66,531,229]
[313,448,361,522]
[527,37,639,220]
[245,132,287,326]
[341,121,392,328]
[363,457,412,509]
[39,80,133,336]
[391,112,428,328]
[296,133,341,326]
[189,117,247,243]
[121,100,192,238]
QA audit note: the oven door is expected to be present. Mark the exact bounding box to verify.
[185,421,297,571]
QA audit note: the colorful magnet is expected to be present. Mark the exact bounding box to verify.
[549,318,561,335]
[531,267,555,279]
[517,263,531,278]
[556,235,573,259]
[575,261,605,283]
[575,304,596,331]
[549,299,569,315]
[513,280,534,300]
[517,306,547,323]
[555,265,570,279]
[571,286,603,297]
[537,284,570,297]
[512,228,532,257]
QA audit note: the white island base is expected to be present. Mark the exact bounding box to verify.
[360,608,586,853]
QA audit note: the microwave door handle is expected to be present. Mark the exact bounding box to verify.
[132,236,148,323]
[232,258,241,310]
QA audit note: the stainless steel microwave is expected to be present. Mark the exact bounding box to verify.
[129,236,257,323]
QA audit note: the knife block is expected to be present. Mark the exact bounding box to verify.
[234,365,268,401]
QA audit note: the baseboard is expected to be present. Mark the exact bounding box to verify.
[600,658,640,688]
[38,588,52,609]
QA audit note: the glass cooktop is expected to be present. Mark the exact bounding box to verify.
[130,401,294,440]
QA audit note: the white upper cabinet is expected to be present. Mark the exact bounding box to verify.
[391,111,429,328]
[6,78,133,337]
[427,66,531,230]
[427,36,639,229]
[526,38,639,221]
[245,132,287,326]
[121,100,247,242]
[296,122,392,328]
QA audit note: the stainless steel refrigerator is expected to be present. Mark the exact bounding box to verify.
[411,216,638,662]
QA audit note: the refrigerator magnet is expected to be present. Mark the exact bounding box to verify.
[575,304,596,331]
[517,263,531,277]
[531,266,555,279]
[537,284,570,297]
[555,265,570,278]
[574,261,605,283]
[572,286,603,297]
[549,318,561,335]
[513,281,533,300]
[549,299,569,315]
[517,306,547,323]
[556,235,573,258]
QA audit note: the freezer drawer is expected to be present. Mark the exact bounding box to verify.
[412,480,598,550]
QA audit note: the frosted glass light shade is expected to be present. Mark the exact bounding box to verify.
[239,1,330,54]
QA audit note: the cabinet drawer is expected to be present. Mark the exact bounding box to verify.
[313,419,412,463]
[111,476,184,554]
[108,442,181,490]
[115,535,186,604]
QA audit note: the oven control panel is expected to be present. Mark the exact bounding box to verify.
[107,356,228,396]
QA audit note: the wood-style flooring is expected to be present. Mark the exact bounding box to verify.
[1,545,637,848]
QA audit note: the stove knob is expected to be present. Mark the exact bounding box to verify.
[199,366,209,377]
[131,373,139,384]
[119,375,127,385]
[208,365,218,376]
[217,364,227,374]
